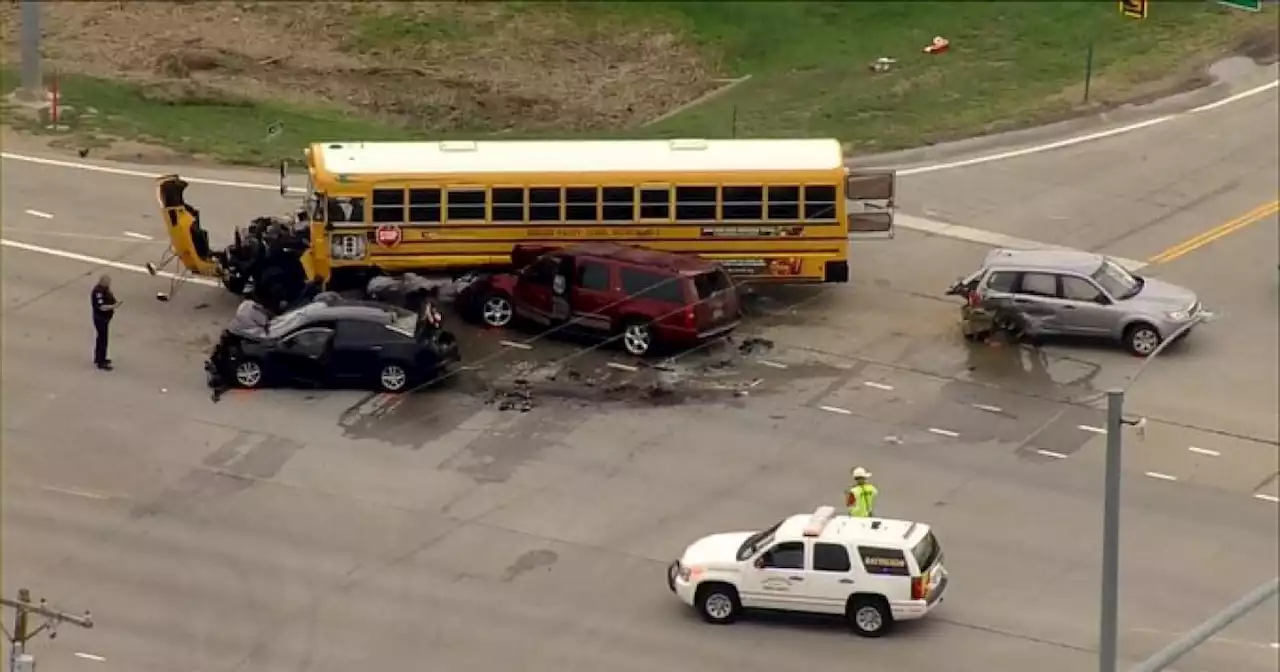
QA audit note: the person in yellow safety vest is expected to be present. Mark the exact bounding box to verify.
[846,467,878,518]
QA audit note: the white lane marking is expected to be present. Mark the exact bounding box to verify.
[1187,446,1220,457]
[928,427,960,438]
[1130,627,1280,651]
[1078,424,1108,435]
[894,214,1148,271]
[24,208,54,219]
[74,652,107,662]
[894,79,1278,177]
[1,238,222,287]
[1254,493,1279,503]
[0,228,165,243]
[606,361,638,372]
[863,381,895,391]
[42,485,109,500]
[0,152,297,193]
[123,231,154,240]
[758,359,788,369]
[971,403,1003,413]
[819,405,853,415]
[499,340,532,350]
[1144,471,1178,482]
[1188,79,1280,113]
[1036,449,1068,459]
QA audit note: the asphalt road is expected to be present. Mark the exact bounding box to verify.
[2,80,1277,671]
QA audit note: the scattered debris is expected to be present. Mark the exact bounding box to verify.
[486,379,536,413]
[924,36,950,54]
[737,336,775,356]
[884,435,903,445]
[869,57,896,73]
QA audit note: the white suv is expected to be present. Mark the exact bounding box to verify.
[666,507,947,637]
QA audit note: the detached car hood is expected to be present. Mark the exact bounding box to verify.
[680,532,754,568]
[1131,277,1197,311]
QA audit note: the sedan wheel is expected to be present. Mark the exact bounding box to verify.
[234,360,263,388]
[481,294,514,328]
[379,364,410,393]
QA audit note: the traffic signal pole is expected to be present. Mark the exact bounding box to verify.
[2,589,93,671]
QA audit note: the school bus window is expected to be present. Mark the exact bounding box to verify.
[565,187,599,222]
[371,189,405,223]
[408,188,442,224]
[639,187,671,220]
[602,186,636,222]
[491,187,525,223]
[447,188,486,221]
[529,187,561,222]
[767,185,800,220]
[803,185,837,222]
[327,197,365,224]
[675,186,717,221]
[722,185,764,220]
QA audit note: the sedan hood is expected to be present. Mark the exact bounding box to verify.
[680,532,754,567]
[1132,277,1197,311]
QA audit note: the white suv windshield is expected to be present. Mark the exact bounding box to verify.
[736,519,784,561]
[1091,259,1140,299]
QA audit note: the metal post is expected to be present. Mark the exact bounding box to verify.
[1083,41,1095,104]
[1099,389,1124,672]
[1129,577,1279,672]
[19,0,42,101]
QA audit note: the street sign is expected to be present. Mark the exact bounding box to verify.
[1216,0,1261,11]
[1120,0,1149,19]
[374,225,403,248]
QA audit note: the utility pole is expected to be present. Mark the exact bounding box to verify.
[1097,314,1211,672]
[2,588,93,671]
[18,0,43,102]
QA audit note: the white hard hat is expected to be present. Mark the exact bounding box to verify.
[851,467,872,479]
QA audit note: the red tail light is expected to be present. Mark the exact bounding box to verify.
[682,307,696,329]
[966,291,982,308]
[911,576,926,600]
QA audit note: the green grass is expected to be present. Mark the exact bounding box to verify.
[634,1,1275,148]
[1,70,416,164]
[2,1,1273,165]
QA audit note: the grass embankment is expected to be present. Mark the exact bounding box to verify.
[2,1,1274,165]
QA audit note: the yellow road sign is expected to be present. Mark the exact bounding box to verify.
[1120,0,1149,19]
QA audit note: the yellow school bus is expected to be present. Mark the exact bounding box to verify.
[292,138,895,285]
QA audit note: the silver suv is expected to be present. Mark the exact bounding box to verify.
[949,249,1210,356]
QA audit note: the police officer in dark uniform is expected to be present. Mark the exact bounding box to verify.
[90,274,121,370]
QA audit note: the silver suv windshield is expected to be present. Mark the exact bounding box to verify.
[1091,259,1140,299]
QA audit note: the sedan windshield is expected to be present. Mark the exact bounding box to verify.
[1091,259,1140,299]
[736,519,784,561]
[267,307,312,338]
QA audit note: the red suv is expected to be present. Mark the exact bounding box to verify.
[459,243,741,356]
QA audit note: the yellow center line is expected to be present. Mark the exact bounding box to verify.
[1147,199,1280,265]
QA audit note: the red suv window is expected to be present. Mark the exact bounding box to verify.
[619,267,685,304]
[576,260,612,291]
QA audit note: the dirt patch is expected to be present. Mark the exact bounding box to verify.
[0,1,719,134]
[1234,25,1280,64]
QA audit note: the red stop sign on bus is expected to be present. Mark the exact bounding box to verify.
[374,225,402,247]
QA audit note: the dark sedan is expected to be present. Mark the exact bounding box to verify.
[208,297,460,393]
